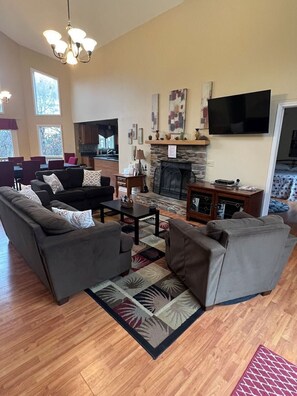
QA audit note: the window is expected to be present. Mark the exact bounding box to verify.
[0,103,3,114]
[98,134,115,149]
[38,126,63,157]
[32,70,61,115]
[0,130,14,158]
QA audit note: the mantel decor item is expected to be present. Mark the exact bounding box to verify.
[43,0,97,65]
[168,88,187,134]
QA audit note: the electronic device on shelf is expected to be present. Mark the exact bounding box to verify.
[214,179,235,185]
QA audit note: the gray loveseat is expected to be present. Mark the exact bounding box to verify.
[31,167,114,211]
[165,212,297,310]
[0,186,133,305]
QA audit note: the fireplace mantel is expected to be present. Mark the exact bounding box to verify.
[145,139,209,146]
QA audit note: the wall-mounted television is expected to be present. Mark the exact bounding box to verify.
[208,89,271,135]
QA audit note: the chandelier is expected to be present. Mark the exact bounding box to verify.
[43,0,97,65]
[0,91,12,103]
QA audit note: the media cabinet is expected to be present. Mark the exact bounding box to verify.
[187,181,264,222]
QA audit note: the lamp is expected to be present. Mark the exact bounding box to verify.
[135,149,145,175]
[43,0,97,65]
[0,91,12,103]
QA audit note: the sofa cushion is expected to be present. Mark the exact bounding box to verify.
[82,169,101,187]
[19,186,42,205]
[0,186,20,202]
[52,207,95,229]
[43,174,64,194]
[54,188,86,203]
[82,185,113,199]
[12,197,75,235]
[67,168,84,188]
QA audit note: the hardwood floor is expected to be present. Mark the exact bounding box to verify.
[0,209,296,396]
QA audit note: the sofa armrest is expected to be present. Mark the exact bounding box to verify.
[31,179,55,199]
[167,219,226,308]
[35,190,51,207]
[39,221,123,301]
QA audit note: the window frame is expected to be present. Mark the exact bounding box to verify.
[37,124,64,159]
[31,68,62,116]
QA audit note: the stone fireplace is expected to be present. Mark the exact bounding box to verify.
[134,142,208,216]
[153,160,196,200]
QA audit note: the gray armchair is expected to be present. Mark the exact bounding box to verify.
[165,213,297,310]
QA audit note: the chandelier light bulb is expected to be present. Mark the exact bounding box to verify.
[43,0,97,65]
[43,30,62,45]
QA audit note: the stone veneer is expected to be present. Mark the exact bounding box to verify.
[148,144,207,191]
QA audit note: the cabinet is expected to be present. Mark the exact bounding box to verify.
[187,182,263,222]
[78,124,98,144]
[94,158,119,187]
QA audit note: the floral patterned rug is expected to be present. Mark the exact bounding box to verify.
[86,214,204,359]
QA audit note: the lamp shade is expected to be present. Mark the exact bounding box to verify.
[136,149,145,160]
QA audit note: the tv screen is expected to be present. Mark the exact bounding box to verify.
[208,90,271,135]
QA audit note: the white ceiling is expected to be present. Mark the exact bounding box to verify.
[0,0,183,59]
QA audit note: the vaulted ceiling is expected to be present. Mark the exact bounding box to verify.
[0,0,183,59]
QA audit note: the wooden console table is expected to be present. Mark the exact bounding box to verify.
[114,174,146,197]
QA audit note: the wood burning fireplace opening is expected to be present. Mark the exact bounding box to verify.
[153,160,196,200]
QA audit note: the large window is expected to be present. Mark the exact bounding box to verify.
[32,70,61,115]
[0,130,14,158]
[38,126,63,157]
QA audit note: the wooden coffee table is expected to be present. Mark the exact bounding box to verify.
[100,199,159,245]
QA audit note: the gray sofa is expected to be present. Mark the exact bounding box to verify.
[0,186,133,305]
[31,167,114,211]
[165,212,297,310]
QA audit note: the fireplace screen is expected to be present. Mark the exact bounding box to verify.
[153,160,196,200]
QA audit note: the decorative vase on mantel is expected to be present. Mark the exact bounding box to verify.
[155,130,160,140]
[195,128,201,140]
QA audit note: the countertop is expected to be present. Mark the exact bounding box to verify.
[94,155,119,162]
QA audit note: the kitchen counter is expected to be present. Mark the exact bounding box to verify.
[94,155,119,161]
[94,157,119,186]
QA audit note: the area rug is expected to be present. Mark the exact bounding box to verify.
[269,199,289,213]
[86,214,204,359]
[231,345,297,395]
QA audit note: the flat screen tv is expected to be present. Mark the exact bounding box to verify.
[208,89,271,135]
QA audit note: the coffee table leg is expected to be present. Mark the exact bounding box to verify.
[134,219,139,245]
[155,210,160,237]
[100,207,105,223]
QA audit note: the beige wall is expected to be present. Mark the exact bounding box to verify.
[71,0,297,190]
[0,31,74,159]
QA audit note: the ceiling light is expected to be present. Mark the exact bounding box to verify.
[43,0,97,65]
[0,90,12,103]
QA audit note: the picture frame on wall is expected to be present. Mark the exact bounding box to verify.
[128,129,133,145]
[138,128,143,144]
[200,81,213,129]
[151,93,159,131]
[132,123,138,139]
[168,88,187,134]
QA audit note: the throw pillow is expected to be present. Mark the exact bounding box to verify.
[82,169,101,187]
[19,186,42,205]
[43,173,64,194]
[51,207,95,229]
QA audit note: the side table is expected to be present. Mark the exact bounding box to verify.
[114,174,146,197]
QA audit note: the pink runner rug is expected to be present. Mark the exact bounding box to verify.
[232,345,297,395]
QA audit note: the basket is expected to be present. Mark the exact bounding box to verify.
[120,201,134,208]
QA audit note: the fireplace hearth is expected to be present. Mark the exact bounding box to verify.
[153,160,196,200]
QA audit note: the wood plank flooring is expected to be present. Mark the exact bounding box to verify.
[0,208,296,395]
